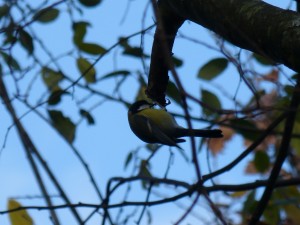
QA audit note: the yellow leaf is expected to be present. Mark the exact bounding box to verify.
[230,191,248,198]
[7,199,33,225]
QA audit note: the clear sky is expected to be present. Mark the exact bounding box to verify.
[0,0,296,224]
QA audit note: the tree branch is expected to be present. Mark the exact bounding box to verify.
[164,0,300,72]
[249,79,300,224]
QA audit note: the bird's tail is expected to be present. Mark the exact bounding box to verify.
[175,128,223,138]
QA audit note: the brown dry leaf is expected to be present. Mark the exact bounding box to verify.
[260,69,279,82]
[245,161,257,174]
[259,90,277,108]
[208,126,234,155]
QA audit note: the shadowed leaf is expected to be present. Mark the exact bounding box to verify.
[79,109,95,125]
[99,70,130,81]
[201,89,221,117]
[78,0,102,7]
[254,151,270,173]
[19,29,34,54]
[198,58,228,80]
[48,110,76,143]
[33,8,59,23]
[72,21,90,45]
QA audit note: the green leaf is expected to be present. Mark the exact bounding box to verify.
[78,42,106,55]
[254,151,270,173]
[8,199,33,225]
[139,160,152,178]
[198,58,228,80]
[78,0,102,7]
[72,21,90,45]
[18,29,34,54]
[284,85,294,96]
[138,160,152,189]
[48,110,76,143]
[166,81,182,106]
[229,119,259,141]
[0,52,21,70]
[48,89,67,105]
[291,119,300,154]
[123,46,149,58]
[253,53,275,66]
[124,152,133,169]
[76,57,96,83]
[79,109,95,125]
[99,70,130,81]
[0,4,9,19]
[201,89,221,117]
[41,67,63,90]
[243,190,258,217]
[33,8,59,23]
[263,203,280,225]
[172,56,183,67]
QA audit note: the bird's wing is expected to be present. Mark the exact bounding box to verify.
[146,117,184,149]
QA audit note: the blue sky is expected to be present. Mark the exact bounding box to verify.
[0,0,296,224]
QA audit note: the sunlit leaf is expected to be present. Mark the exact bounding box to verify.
[230,191,248,198]
[76,57,96,83]
[78,0,102,7]
[41,67,63,90]
[166,81,182,106]
[78,42,106,55]
[79,109,95,125]
[72,21,90,45]
[48,110,76,143]
[33,8,59,23]
[19,29,34,54]
[254,151,270,173]
[8,199,33,225]
[99,70,130,81]
[198,58,228,80]
[201,89,221,117]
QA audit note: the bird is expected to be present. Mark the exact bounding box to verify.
[128,100,223,148]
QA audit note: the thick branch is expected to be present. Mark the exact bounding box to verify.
[146,0,184,105]
[164,0,300,72]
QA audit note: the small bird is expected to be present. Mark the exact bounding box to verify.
[128,100,223,148]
